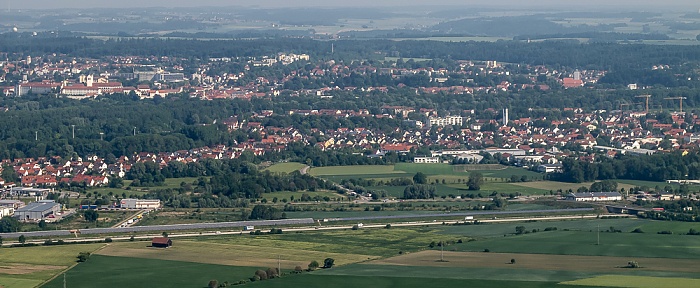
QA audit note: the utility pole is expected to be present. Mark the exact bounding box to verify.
[71,125,75,139]
[278,255,281,277]
[99,132,104,141]
[440,241,444,261]
[35,131,38,141]
[63,273,66,288]
[597,224,600,245]
[133,127,136,136]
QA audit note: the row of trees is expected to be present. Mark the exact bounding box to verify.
[555,151,700,183]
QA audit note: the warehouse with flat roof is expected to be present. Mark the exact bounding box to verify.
[14,200,61,222]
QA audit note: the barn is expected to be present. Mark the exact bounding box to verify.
[151,237,172,248]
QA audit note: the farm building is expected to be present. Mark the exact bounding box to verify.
[151,237,172,248]
[14,200,61,222]
[120,199,161,209]
[565,192,622,202]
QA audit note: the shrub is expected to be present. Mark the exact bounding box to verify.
[208,280,219,288]
[255,269,268,280]
[294,266,303,273]
[657,230,673,235]
[77,252,91,262]
[308,260,319,271]
[631,228,644,233]
[323,258,335,268]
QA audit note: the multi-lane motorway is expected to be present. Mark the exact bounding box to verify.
[0,208,594,239]
[0,218,315,239]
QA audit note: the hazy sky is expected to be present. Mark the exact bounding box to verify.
[7,0,699,10]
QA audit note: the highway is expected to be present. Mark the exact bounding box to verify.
[3,213,616,246]
[0,208,594,239]
[327,208,595,222]
[0,218,315,239]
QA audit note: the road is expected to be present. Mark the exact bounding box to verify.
[0,218,315,239]
[327,208,595,222]
[4,213,614,246]
[0,208,594,239]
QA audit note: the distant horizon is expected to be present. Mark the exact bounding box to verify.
[5,0,699,11]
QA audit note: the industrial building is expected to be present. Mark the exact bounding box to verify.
[14,200,61,222]
[120,199,161,209]
[0,199,25,209]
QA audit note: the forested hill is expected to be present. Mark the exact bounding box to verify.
[3,34,700,70]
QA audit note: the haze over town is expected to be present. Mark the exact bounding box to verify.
[7,0,700,10]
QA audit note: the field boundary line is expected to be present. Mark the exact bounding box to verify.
[34,243,108,288]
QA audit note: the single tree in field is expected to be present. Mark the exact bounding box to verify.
[18,235,26,244]
[467,172,484,190]
[207,280,218,288]
[511,258,516,264]
[323,258,335,268]
[413,172,427,184]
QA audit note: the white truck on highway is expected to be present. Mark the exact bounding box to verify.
[244,226,255,231]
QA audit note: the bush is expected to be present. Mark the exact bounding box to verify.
[77,252,91,262]
[294,266,303,273]
[255,269,268,280]
[483,248,490,252]
[626,261,640,268]
[104,238,113,243]
[385,224,391,229]
[208,280,219,288]
[308,260,319,271]
[657,230,673,235]
[631,228,644,233]
[323,258,335,268]
[688,228,700,235]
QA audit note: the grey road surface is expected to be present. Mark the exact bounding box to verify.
[0,218,315,239]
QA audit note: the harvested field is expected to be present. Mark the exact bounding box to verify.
[0,264,64,275]
[370,250,700,273]
[96,240,377,269]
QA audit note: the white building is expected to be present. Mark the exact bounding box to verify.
[414,156,440,164]
[120,199,161,209]
[429,116,464,127]
[0,207,14,218]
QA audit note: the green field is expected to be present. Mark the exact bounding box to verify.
[264,162,306,174]
[450,229,700,259]
[0,244,105,288]
[197,227,460,258]
[309,165,400,176]
[562,275,700,288]
[41,255,259,288]
[246,273,598,288]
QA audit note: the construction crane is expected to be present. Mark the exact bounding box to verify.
[635,95,651,113]
[664,97,687,113]
[619,103,630,122]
